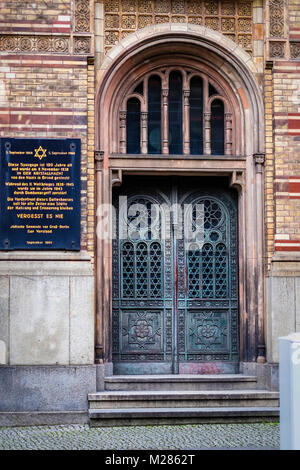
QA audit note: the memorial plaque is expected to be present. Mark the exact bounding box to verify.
[0,138,81,250]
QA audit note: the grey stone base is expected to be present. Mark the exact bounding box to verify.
[0,362,279,429]
[89,407,279,427]
[96,362,113,390]
[0,365,101,412]
[240,362,279,391]
[108,362,279,392]
[0,411,88,427]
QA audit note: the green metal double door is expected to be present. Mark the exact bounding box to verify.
[112,177,239,374]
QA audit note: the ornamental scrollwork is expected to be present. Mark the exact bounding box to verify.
[269,41,285,58]
[104,1,253,54]
[0,35,69,53]
[290,42,300,60]
[74,36,91,54]
[269,0,285,38]
[75,0,91,32]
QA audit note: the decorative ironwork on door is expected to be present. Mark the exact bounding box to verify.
[112,179,239,374]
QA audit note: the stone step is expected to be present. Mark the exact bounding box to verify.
[88,390,279,409]
[104,374,259,391]
[89,406,279,427]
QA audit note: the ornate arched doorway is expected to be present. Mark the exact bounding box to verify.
[95,25,265,375]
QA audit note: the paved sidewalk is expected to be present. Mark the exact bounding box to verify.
[0,422,279,450]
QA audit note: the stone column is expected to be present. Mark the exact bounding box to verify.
[141,111,148,154]
[162,88,169,154]
[95,150,104,363]
[94,1,104,70]
[225,112,233,155]
[119,111,127,154]
[183,89,190,155]
[204,112,211,155]
[95,149,114,370]
[254,152,266,363]
[102,162,113,364]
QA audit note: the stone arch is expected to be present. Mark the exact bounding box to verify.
[94,24,267,367]
[96,23,264,157]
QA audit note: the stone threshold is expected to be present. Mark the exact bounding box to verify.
[105,374,257,382]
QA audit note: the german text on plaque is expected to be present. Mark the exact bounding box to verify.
[0,138,81,250]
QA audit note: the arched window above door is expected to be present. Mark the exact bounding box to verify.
[119,67,233,156]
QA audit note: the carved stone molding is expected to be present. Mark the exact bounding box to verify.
[269,41,285,59]
[141,112,148,154]
[74,36,91,54]
[111,169,123,186]
[0,35,70,53]
[290,42,300,60]
[104,0,253,54]
[230,170,244,191]
[253,153,265,173]
[183,89,190,101]
[204,112,211,155]
[119,111,127,154]
[75,0,91,32]
[95,344,104,362]
[95,150,104,171]
[269,0,285,38]
[225,112,233,156]
[0,33,92,55]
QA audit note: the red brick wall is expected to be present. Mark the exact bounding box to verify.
[272,0,300,252]
[0,0,94,257]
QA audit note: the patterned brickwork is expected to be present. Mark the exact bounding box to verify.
[0,55,90,252]
[289,0,300,33]
[1,0,300,264]
[264,63,275,267]
[0,36,71,53]
[0,1,95,261]
[269,0,285,38]
[0,0,71,31]
[272,58,300,252]
[267,0,289,61]
[252,0,264,73]
[87,58,95,258]
[0,1,93,55]
[262,2,300,260]
[103,0,253,54]
[289,0,300,60]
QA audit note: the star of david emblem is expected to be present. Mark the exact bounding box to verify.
[34,146,47,160]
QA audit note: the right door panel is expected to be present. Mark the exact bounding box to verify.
[176,188,239,373]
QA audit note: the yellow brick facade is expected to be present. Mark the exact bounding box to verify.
[0,1,300,415]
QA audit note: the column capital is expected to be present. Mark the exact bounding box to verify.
[119,110,127,120]
[253,153,265,164]
[95,150,104,171]
[253,153,265,173]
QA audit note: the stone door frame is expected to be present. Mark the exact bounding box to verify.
[94,25,266,371]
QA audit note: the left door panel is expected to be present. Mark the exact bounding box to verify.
[112,180,174,374]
